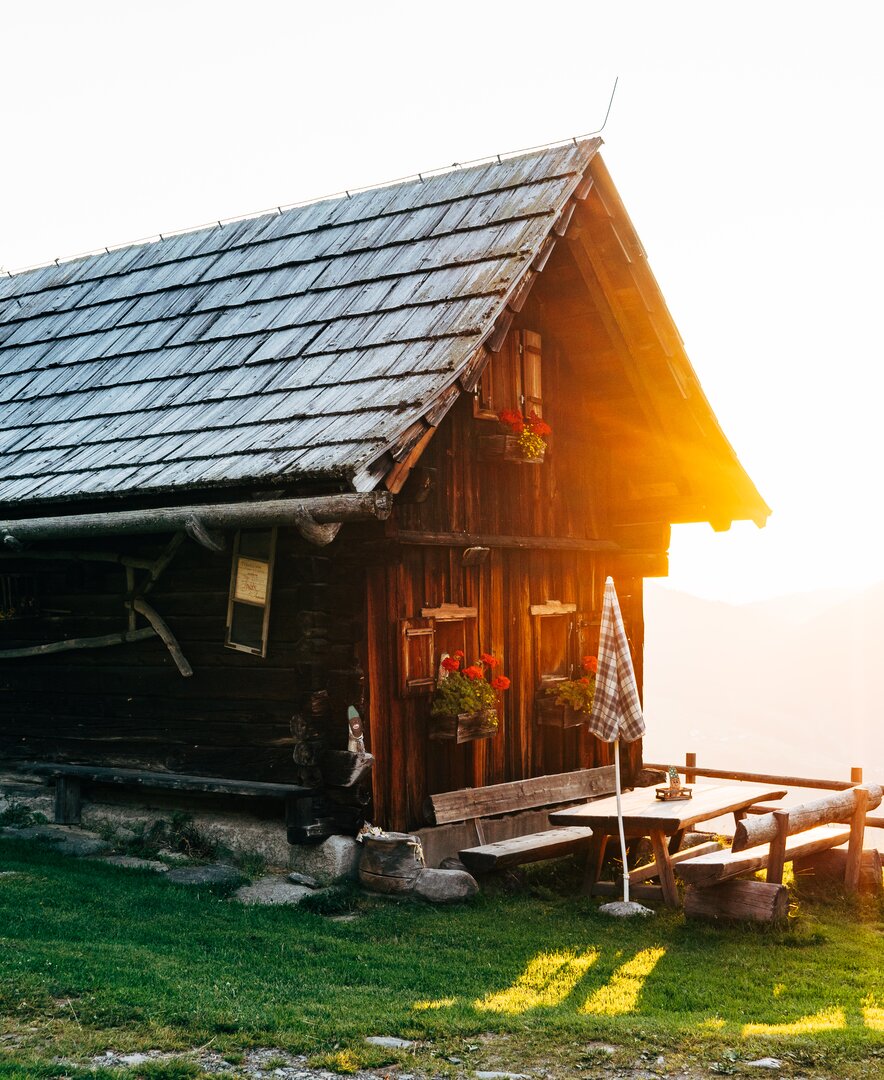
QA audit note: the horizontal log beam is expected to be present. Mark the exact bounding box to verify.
[733,786,882,852]
[396,530,620,552]
[0,549,156,570]
[0,491,393,545]
[0,627,155,659]
[684,880,788,923]
[629,840,722,884]
[645,761,857,793]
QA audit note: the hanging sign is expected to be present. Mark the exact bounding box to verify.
[225,528,277,656]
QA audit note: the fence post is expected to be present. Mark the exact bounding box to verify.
[685,752,697,785]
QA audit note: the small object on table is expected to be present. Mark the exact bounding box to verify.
[656,765,693,801]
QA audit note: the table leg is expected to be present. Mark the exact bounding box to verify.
[581,832,608,896]
[649,829,679,908]
[668,829,685,856]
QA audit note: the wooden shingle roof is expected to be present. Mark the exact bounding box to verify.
[0,140,601,506]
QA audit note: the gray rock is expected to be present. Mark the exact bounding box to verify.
[598,900,655,918]
[288,834,359,884]
[155,848,191,863]
[233,876,314,905]
[475,1072,529,1079]
[113,826,138,844]
[365,1036,415,1049]
[747,1059,782,1070]
[98,855,169,873]
[412,866,478,903]
[287,870,320,888]
[165,864,242,886]
[0,825,110,857]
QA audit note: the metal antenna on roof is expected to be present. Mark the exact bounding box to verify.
[590,76,619,136]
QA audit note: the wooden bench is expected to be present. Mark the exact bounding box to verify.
[16,762,316,840]
[424,765,616,873]
[678,783,882,921]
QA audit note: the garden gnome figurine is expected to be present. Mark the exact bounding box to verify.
[347,705,366,755]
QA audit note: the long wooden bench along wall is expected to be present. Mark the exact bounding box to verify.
[678,784,882,922]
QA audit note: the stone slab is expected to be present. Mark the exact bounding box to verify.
[165,864,243,886]
[233,876,315,905]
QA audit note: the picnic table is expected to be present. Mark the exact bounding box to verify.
[549,780,787,907]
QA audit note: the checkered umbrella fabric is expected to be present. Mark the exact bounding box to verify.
[587,577,646,744]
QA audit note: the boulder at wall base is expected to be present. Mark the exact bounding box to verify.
[412,867,479,903]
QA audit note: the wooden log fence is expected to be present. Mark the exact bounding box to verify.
[645,755,884,831]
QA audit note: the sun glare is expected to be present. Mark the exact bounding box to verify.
[742,1007,846,1036]
[580,947,666,1017]
[861,997,884,1031]
[476,948,600,1014]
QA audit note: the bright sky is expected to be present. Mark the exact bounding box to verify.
[3,1,882,604]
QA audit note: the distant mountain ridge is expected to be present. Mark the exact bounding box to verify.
[642,581,884,784]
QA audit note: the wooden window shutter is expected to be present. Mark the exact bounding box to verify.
[474,356,497,420]
[398,617,436,697]
[575,612,601,673]
[520,330,543,417]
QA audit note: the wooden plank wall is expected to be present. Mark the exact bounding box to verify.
[365,545,644,831]
[367,284,655,831]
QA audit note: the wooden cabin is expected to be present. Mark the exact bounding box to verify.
[0,139,768,840]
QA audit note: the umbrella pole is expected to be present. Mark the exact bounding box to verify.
[614,737,630,903]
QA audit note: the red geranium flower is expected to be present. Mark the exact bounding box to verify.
[527,411,552,437]
[441,656,460,672]
[492,675,511,691]
[498,408,525,434]
[480,653,499,668]
[462,665,483,680]
[582,655,598,673]
[453,650,465,658]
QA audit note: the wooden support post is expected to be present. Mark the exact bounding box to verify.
[54,776,82,825]
[685,752,697,784]
[125,567,136,632]
[844,786,870,893]
[649,828,679,908]
[766,810,790,885]
[851,766,864,784]
[470,817,487,846]
[131,598,193,677]
[582,832,608,896]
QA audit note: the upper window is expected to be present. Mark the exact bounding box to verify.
[474,329,543,420]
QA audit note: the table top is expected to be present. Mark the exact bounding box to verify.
[549,781,787,835]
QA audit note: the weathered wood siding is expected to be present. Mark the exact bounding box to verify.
[363,285,653,830]
[364,543,644,831]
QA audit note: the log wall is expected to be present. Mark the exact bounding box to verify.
[0,530,365,797]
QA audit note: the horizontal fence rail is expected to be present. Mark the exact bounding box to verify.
[644,754,884,830]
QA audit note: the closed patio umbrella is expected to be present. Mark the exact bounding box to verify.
[588,576,649,915]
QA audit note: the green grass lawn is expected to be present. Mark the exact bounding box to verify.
[1,837,884,1078]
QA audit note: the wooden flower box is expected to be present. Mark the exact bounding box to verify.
[477,434,545,465]
[428,711,499,743]
[535,694,586,729]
